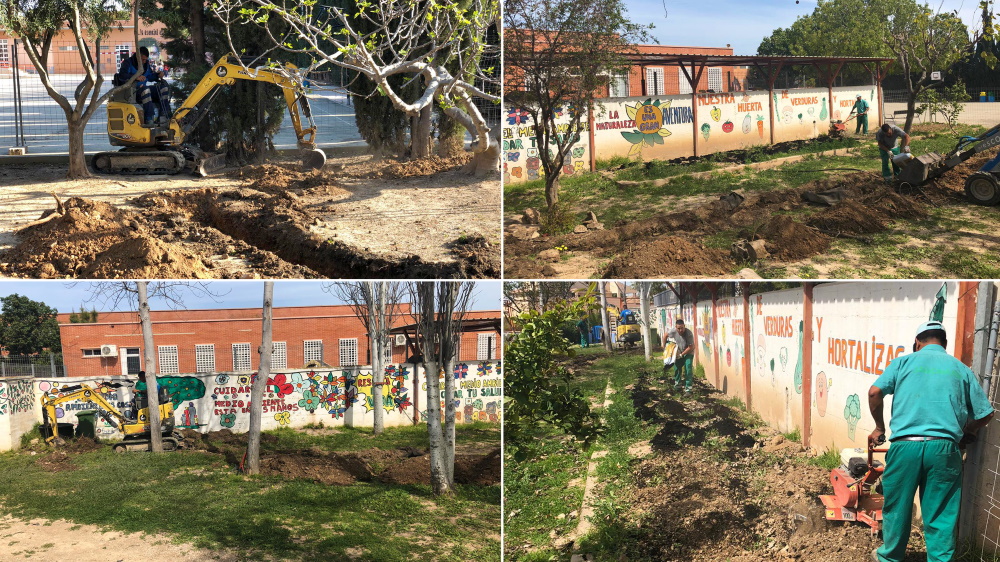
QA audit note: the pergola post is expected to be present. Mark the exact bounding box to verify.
[678,59,707,157]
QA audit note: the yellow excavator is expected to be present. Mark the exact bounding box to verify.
[41,382,183,452]
[93,53,327,175]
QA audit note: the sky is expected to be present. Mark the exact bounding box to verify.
[0,281,502,314]
[624,0,986,56]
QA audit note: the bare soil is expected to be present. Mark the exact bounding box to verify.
[505,154,991,279]
[591,370,928,562]
[0,155,499,279]
[0,513,243,561]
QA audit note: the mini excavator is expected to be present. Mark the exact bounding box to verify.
[819,435,887,532]
[93,53,327,176]
[607,305,642,349]
[897,124,1000,205]
[41,382,184,452]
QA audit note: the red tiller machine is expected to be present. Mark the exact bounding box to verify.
[819,436,888,532]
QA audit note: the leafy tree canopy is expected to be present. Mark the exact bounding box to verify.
[0,294,61,355]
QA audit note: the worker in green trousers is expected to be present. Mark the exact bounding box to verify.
[868,321,994,562]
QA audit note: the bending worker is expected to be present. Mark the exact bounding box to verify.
[875,123,911,182]
[851,94,870,135]
[115,46,171,126]
[868,321,994,562]
[667,318,695,394]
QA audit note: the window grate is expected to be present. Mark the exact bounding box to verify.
[232,343,251,372]
[158,345,179,375]
[195,344,215,373]
[272,341,287,370]
[339,338,358,367]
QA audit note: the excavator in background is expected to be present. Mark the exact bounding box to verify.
[40,382,183,452]
[606,305,642,349]
[897,124,1000,205]
[94,54,327,176]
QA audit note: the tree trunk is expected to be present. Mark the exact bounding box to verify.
[464,136,501,177]
[246,281,273,474]
[904,93,917,134]
[599,282,612,351]
[190,0,206,65]
[137,282,163,453]
[67,118,92,179]
[443,355,456,486]
[412,106,433,158]
[545,174,560,212]
[370,281,385,436]
[639,283,652,362]
[436,112,465,158]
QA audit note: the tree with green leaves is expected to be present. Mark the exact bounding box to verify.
[0,294,61,355]
[68,306,99,323]
[225,0,501,174]
[505,0,650,226]
[757,0,969,133]
[0,0,146,177]
[504,290,602,459]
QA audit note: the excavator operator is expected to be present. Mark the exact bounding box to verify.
[115,47,171,126]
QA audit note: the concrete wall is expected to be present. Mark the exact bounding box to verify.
[0,360,502,450]
[503,85,882,184]
[655,282,965,453]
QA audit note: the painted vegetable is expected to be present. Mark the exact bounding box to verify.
[700,122,711,140]
[722,120,734,133]
[710,106,722,122]
[756,115,765,138]
[742,113,752,134]
[820,99,828,121]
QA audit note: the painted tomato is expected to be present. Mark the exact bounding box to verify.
[726,349,732,366]
[722,120,734,133]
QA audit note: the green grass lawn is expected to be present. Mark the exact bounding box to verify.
[0,424,500,561]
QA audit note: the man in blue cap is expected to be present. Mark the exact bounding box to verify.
[115,46,171,125]
[868,321,994,562]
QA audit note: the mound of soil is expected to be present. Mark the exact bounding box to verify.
[807,200,887,235]
[381,154,473,178]
[378,448,502,486]
[35,451,78,472]
[608,371,927,562]
[602,236,732,278]
[758,215,831,260]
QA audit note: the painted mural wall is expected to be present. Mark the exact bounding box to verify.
[502,106,591,185]
[503,85,882,184]
[684,282,959,453]
[748,289,805,435]
[0,361,501,450]
[713,296,744,401]
[0,378,38,450]
[809,282,956,451]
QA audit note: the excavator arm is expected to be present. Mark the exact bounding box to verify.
[40,384,129,445]
[172,55,317,147]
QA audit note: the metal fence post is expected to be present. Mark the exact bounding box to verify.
[50,352,56,377]
[30,364,35,377]
[12,39,27,149]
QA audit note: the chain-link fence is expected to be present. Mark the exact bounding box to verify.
[0,353,66,378]
[0,39,364,154]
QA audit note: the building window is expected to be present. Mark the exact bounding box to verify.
[115,45,130,63]
[303,339,323,364]
[708,67,723,93]
[477,333,496,361]
[609,72,629,97]
[272,341,287,370]
[195,344,215,373]
[0,40,9,68]
[339,338,358,367]
[232,343,251,372]
[158,345,179,375]
[678,68,693,95]
[646,67,665,96]
[82,348,101,357]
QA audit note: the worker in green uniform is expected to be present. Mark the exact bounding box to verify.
[868,321,994,562]
[851,95,870,134]
[875,123,911,182]
[577,317,589,348]
[667,318,695,394]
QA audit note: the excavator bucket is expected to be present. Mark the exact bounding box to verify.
[301,148,327,171]
[898,152,946,186]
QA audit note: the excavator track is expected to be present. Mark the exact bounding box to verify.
[92,149,186,175]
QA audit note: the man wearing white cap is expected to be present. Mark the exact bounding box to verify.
[851,94,870,134]
[868,321,994,562]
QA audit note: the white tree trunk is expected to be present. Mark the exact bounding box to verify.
[246,281,273,474]
[137,282,163,452]
[639,282,653,362]
[599,282,612,351]
[369,281,385,436]
[443,354,456,484]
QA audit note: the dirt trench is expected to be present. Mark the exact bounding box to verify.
[506,153,991,279]
[0,162,498,279]
[594,371,929,562]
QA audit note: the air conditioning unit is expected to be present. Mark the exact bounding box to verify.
[100,344,117,357]
[395,334,406,346]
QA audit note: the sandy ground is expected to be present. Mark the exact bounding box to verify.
[0,154,500,278]
[0,514,241,561]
